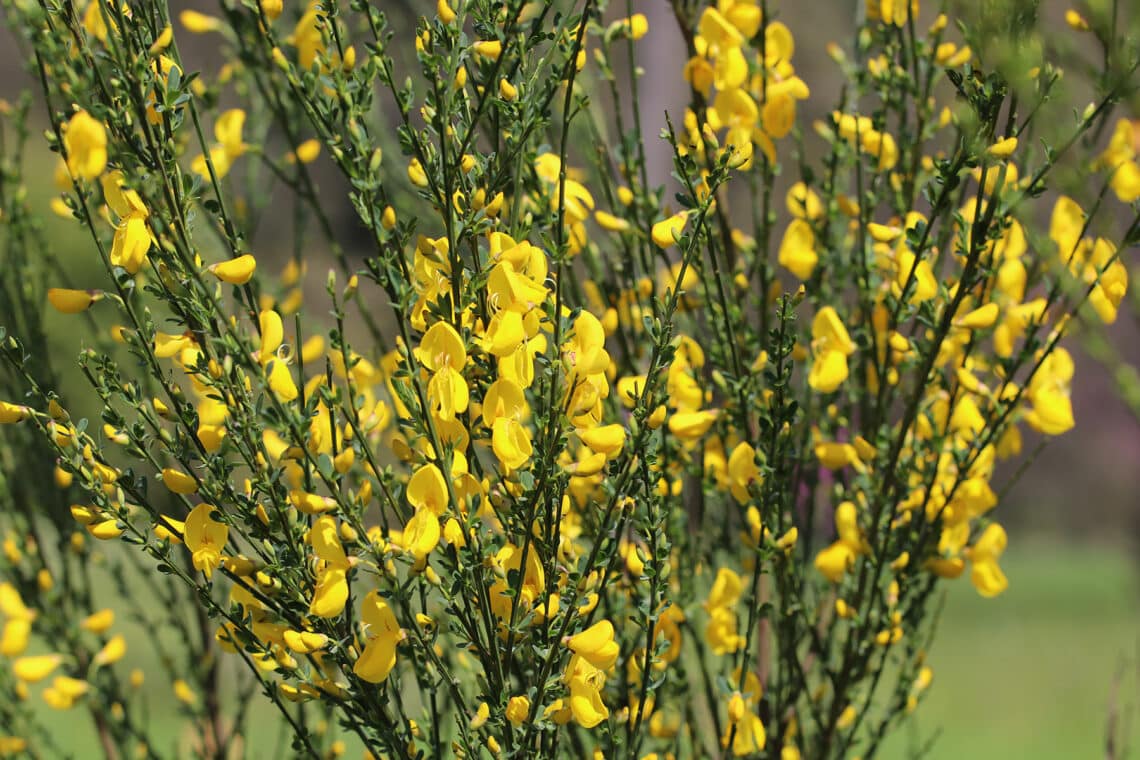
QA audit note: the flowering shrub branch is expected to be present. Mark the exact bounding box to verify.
[0,0,1137,757]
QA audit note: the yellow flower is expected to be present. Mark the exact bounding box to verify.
[1085,238,1128,324]
[415,321,466,372]
[184,503,229,579]
[101,171,152,274]
[353,590,403,683]
[988,136,1018,159]
[470,701,490,729]
[0,401,30,424]
[0,619,32,656]
[563,654,610,728]
[192,109,247,179]
[427,365,469,421]
[47,288,97,314]
[489,543,546,621]
[808,307,856,393]
[814,502,867,582]
[777,219,818,279]
[408,157,429,187]
[499,78,519,101]
[161,468,198,494]
[63,110,107,181]
[704,567,744,654]
[698,7,744,50]
[258,309,284,363]
[0,737,27,755]
[506,695,531,726]
[1024,348,1075,436]
[174,679,197,705]
[579,424,625,458]
[1049,195,1085,261]
[80,609,115,634]
[814,441,865,472]
[13,654,63,683]
[266,357,299,403]
[401,507,441,563]
[786,183,823,220]
[492,416,533,472]
[472,40,503,60]
[667,409,719,440]
[437,0,457,24]
[955,302,1000,330]
[727,442,762,503]
[44,675,89,710]
[309,516,352,618]
[651,212,689,248]
[209,254,258,285]
[179,10,223,33]
[723,691,766,756]
[260,0,283,21]
[407,464,449,515]
[968,523,1008,597]
[88,520,124,540]
[894,247,937,303]
[566,620,619,671]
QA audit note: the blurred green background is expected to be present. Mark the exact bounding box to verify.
[1,0,1137,758]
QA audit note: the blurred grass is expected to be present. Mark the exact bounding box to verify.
[885,538,1139,759]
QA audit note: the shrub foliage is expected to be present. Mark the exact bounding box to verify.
[0,0,1138,757]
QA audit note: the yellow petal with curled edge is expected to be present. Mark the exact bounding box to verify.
[52,675,90,699]
[0,401,29,424]
[259,310,284,362]
[0,619,32,656]
[566,658,610,728]
[266,358,299,402]
[64,110,107,180]
[88,520,124,540]
[814,541,856,583]
[309,566,348,618]
[407,464,448,515]
[988,136,1018,158]
[310,515,348,565]
[209,254,257,285]
[578,424,626,457]
[179,9,223,33]
[161,468,198,494]
[566,620,619,671]
[401,508,440,562]
[47,288,96,314]
[956,302,999,330]
[808,349,849,393]
[291,490,335,515]
[667,410,719,439]
[698,7,743,49]
[777,219,818,279]
[415,321,467,371]
[970,558,1008,597]
[354,591,402,683]
[651,212,689,248]
[80,609,115,634]
[13,654,63,683]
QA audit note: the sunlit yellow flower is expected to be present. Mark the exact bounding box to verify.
[967,523,1008,597]
[63,110,106,180]
[808,307,856,393]
[353,590,403,683]
[184,503,228,579]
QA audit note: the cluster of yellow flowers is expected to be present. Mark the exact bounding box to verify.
[0,0,1136,757]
